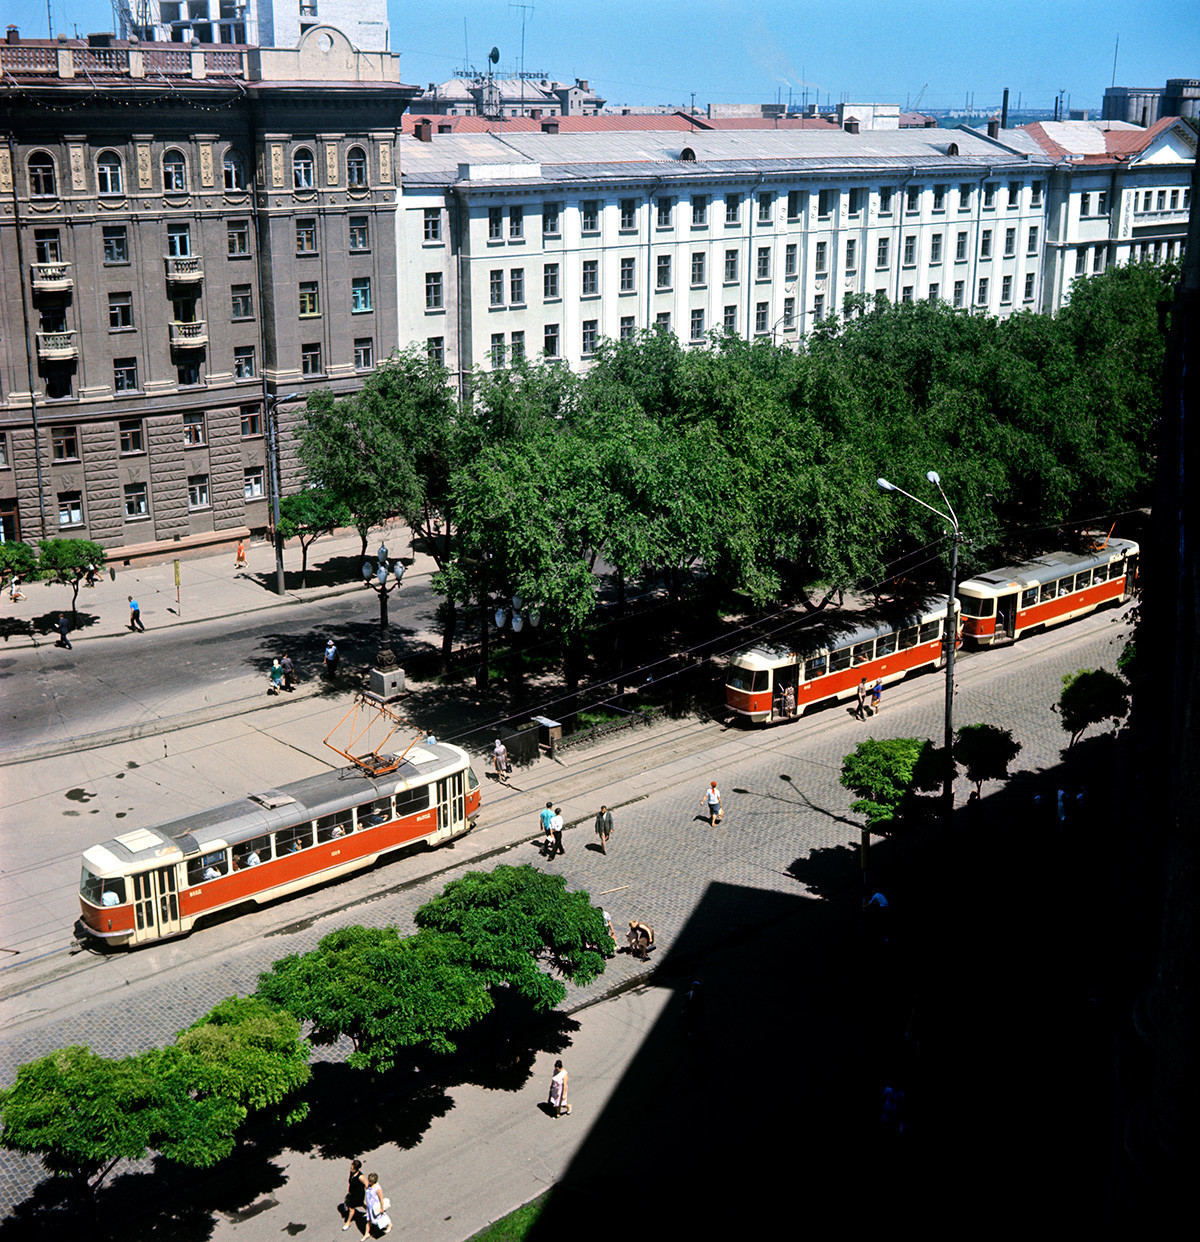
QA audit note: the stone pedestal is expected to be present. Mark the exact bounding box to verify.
[370,665,405,702]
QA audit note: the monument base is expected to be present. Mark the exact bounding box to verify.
[369,666,405,702]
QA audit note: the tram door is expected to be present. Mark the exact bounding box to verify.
[435,773,467,839]
[131,866,182,943]
[997,593,1018,639]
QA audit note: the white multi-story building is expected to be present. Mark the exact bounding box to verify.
[398,124,1055,383]
[120,0,388,50]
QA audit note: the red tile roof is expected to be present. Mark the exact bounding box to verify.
[1022,115,1182,164]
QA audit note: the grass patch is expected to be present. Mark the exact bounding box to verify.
[466,1192,549,1240]
[574,707,624,729]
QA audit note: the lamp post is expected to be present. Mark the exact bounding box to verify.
[265,391,300,596]
[877,470,962,822]
[362,543,407,674]
[494,594,541,702]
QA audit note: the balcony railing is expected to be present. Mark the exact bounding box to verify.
[36,330,78,360]
[31,262,73,292]
[164,256,204,283]
[169,320,209,348]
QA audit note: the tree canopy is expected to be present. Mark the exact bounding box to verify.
[277,488,351,586]
[839,736,937,834]
[37,538,107,620]
[955,723,1023,796]
[1058,668,1130,747]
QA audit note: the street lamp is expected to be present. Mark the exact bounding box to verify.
[362,542,407,673]
[265,391,300,596]
[877,470,962,822]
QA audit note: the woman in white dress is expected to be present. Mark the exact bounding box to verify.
[364,1172,393,1236]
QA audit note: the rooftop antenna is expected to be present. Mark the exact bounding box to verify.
[1112,34,1119,88]
[510,2,534,116]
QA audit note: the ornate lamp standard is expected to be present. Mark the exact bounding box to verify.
[362,543,407,701]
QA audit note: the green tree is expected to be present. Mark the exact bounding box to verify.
[1058,668,1130,747]
[0,540,37,585]
[954,723,1023,796]
[839,736,934,834]
[37,538,106,622]
[277,488,351,587]
[414,864,609,1010]
[256,925,493,1073]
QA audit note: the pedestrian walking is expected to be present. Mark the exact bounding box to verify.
[702,780,723,825]
[363,1172,392,1236]
[54,613,72,649]
[493,737,509,783]
[870,679,882,716]
[280,653,295,691]
[323,638,339,679]
[538,801,554,853]
[341,1158,368,1231]
[235,539,247,569]
[594,804,613,853]
[549,806,565,857]
[8,575,25,602]
[601,908,617,951]
[856,677,868,720]
[547,1059,571,1117]
[85,563,98,588]
[127,596,145,632]
[627,919,655,960]
[268,659,284,695]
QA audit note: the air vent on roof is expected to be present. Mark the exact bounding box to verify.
[947,142,959,155]
[247,790,298,809]
[680,146,696,162]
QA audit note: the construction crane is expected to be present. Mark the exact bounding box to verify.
[911,83,929,113]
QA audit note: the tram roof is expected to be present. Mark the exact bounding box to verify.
[959,539,1138,593]
[84,743,469,870]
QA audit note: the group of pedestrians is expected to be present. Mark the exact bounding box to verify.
[855,676,883,720]
[340,1159,392,1235]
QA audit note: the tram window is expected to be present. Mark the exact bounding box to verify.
[919,620,941,643]
[396,785,432,817]
[1092,563,1109,583]
[852,641,875,665]
[805,653,827,679]
[1074,570,1092,591]
[81,869,126,906]
[960,596,994,618]
[187,850,229,884]
[233,835,272,869]
[1040,581,1059,603]
[276,825,314,855]
[317,809,354,842]
[726,665,753,691]
[899,626,919,650]
[1021,588,1038,608]
[357,798,392,828]
[876,632,898,656]
[829,646,853,673]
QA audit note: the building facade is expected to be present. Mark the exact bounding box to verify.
[119,0,389,52]
[412,77,606,119]
[0,27,414,548]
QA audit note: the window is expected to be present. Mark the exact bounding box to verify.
[488,207,503,240]
[124,482,148,519]
[543,263,560,299]
[725,193,740,224]
[1170,189,1180,210]
[1075,248,1087,276]
[296,218,317,253]
[582,319,598,355]
[930,234,942,265]
[119,419,144,454]
[234,346,256,379]
[301,343,322,375]
[240,408,261,437]
[692,194,708,226]
[878,187,893,215]
[933,184,946,212]
[427,337,444,365]
[725,249,739,283]
[1024,273,1036,302]
[1004,227,1016,257]
[52,427,79,461]
[108,292,133,330]
[656,197,673,228]
[783,296,795,329]
[845,238,857,271]
[113,358,138,392]
[758,191,772,222]
[163,149,186,192]
[243,466,265,500]
[620,256,636,292]
[103,225,128,263]
[1007,181,1020,208]
[34,229,60,264]
[1080,192,1091,217]
[511,268,525,304]
[958,183,971,210]
[298,282,320,317]
[956,231,968,261]
[58,491,84,527]
[655,311,671,332]
[690,308,705,340]
[187,474,210,510]
[491,333,506,367]
[422,208,441,242]
[756,247,770,279]
[489,269,505,306]
[346,147,367,187]
[177,359,201,387]
[183,412,206,446]
[1028,226,1039,255]
[903,235,916,266]
[813,293,825,321]
[1001,275,1013,304]
[1096,191,1108,215]
[980,230,992,259]
[787,190,802,220]
[848,187,864,216]
[511,330,525,361]
[544,323,559,357]
[509,205,523,238]
[167,222,191,258]
[213,215,246,261]
[582,258,599,296]
[1142,190,1153,212]
[977,277,989,304]
[876,237,889,268]
[902,285,913,304]
[815,240,827,273]
[983,182,996,209]
[620,317,635,341]
[691,252,705,286]
[293,148,314,190]
[1031,181,1043,207]
[351,277,372,313]
[755,302,768,334]
[223,149,245,190]
[1094,245,1106,274]
[620,199,637,230]
[953,280,964,307]
[543,202,561,235]
[906,186,920,214]
[928,283,939,302]
[581,200,600,232]
[97,152,123,195]
[723,305,737,333]
[785,243,797,277]
[29,152,56,197]
[349,216,369,250]
[231,285,253,319]
[656,254,671,289]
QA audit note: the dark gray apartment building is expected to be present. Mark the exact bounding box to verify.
[0,25,416,554]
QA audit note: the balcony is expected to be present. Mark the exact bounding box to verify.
[36,330,78,361]
[164,256,204,284]
[169,320,208,349]
[31,262,73,293]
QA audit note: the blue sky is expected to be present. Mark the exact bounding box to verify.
[7,0,1195,112]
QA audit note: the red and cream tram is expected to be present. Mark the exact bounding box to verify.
[79,741,481,947]
[957,538,1138,647]
[726,596,960,724]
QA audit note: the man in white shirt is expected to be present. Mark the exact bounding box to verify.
[549,807,565,857]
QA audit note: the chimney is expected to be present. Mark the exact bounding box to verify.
[437,123,451,134]
[924,118,936,127]
[843,119,859,134]
[1001,87,1009,130]
[541,119,559,134]
[576,79,588,91]
[987,118,999,139]
[531,108,542,119]
[414,118,432,143]
[5,26,19,44]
